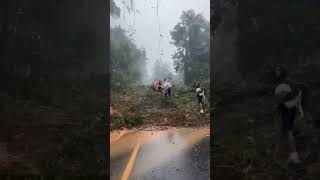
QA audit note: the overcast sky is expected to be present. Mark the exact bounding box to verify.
[110,0,210,79]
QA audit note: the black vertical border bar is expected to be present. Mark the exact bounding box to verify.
[210,0,214,179]
[105,0,110,179]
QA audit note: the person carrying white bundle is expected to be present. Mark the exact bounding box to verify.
[273,65,312,164]
[162,78,172,99]
[195,82,206,114]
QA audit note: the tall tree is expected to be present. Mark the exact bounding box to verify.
[170,10,209,85]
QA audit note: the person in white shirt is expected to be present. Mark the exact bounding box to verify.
[196,82,205,113]
[162,78,172,98]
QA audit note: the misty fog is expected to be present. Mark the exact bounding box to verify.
[110,0,209,85]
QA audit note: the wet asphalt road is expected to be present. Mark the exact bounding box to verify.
[110,128,210,180]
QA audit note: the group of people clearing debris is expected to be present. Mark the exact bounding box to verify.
[151,78,172,98]
[151,78,207,114]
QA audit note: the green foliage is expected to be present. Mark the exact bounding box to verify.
[110,27,147,91]
[189,61,210,82]
[237,0,320,80]
[170,10,210,86]
[111,113,143,130]
[172,81,198,112]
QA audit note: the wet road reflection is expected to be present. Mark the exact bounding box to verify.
[110,127,210,180]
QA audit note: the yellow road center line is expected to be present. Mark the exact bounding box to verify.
[121,142,141,180]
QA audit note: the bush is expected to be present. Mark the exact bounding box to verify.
[111,113,144,130]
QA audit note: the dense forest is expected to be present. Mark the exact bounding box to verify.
[0,0,107,178]
[0,0,107,101]
[110,26,147,91]
[213,0,320,87]
[213,0,320,179]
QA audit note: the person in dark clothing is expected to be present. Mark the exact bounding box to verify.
[273,65,303,164]
[158,80,162,93]
[195,82,206,114]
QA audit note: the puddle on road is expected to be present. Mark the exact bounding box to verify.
[132,127,210,176]
[110,127,210,160]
